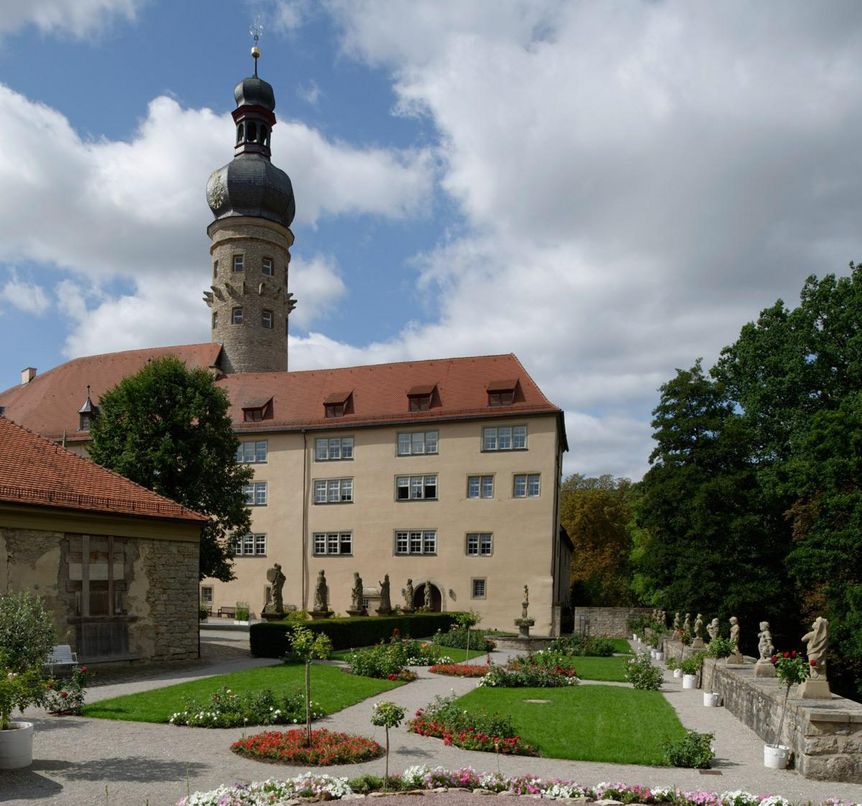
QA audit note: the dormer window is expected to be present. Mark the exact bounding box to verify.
[78,386,99,432]
[487,379,520,407]
[407,384,438,412]
[242,398,273,422]
[324,391,353,419]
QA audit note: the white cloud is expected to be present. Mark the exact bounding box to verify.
[0,0,140,38]
[289,255,347,330]
[297,80,321,107]
[0,270,50,315]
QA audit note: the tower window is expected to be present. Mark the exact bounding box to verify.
[233,255,244,272]
[232,307,243,325]
[236,123,244,145]
[262,309,273,329]
[259,125,268,144]
[212,311,217,328]
[262,257,274,276]
[213,260,218,278]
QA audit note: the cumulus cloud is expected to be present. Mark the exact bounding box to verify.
[289,255,347,330]
[0,270,50,315]
[0,0,140,38]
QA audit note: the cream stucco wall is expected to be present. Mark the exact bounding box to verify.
[205,413,564,635]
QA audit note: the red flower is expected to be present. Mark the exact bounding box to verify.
[791,650,796,658]
[771,655,777,663]
[783,651,790,658]
[810,659,817,666]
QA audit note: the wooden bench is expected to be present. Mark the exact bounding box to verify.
[44,644,78,676]
[217,605,236,618]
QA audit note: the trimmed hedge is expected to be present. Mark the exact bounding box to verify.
[250,613,460,658]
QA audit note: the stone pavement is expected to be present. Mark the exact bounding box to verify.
[1,635,861,805]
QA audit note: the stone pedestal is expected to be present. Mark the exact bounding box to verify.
[754,659,777,678]
[260,610,285,622]
[797,678,832,699]
[691,637,705,649]
[346,609,364,618]
[310,610,332,620]
[726,651,745,665]
[515,618,535,638]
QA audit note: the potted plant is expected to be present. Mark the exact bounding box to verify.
[666,656,683,678]
[765,651,810,769]
[0,669,44,769]
[681,651,705,689]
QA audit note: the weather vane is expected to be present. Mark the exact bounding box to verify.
[250,16,264,77]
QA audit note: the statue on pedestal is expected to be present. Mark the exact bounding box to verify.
[401,578,415,612]
[672,611,681,638]
[754,620,776,677]
[683,612,692,635]
[312,569,330,616]
[423,581,432,611]
[263,563,286,618]
[798,616,831,699]
[727,616,744,664]
[691,613,705,648]
[377,574,392,615]
[707,617,719,641]
[348,572,364,616]
[515,584,534,638]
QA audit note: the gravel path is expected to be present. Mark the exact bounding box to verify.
[1,635,860,805]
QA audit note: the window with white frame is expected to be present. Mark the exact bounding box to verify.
[233,254,244,272]
[236,440,267,463]
[315,436,354,461]
[242,481,267,506]
[312,531,353,555]
[200,585,213,605]
[232,533,267,556]
[471,578,487,599]
[394,529,437,555]
[466,532,493,556]
[396,475,437,501]
[314,478,353,504]
[467,475,494,499]
[262,256,274,276]
[396,430,438,456]
[482,425,527,451]
[513,473,541,498]
[262,309,273,329]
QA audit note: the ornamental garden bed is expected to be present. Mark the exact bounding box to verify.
[430,662,490,677]
[230,728,384,765]
[82,663,400,724]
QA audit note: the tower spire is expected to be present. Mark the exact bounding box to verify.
[250,16,263,78]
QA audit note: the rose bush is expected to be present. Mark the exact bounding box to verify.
[44,665,92,715]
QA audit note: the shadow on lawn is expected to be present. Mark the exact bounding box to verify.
[32,755,209,782]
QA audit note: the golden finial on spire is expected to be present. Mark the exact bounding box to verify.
[250,16,263,77]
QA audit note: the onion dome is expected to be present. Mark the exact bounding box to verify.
[206,50,295,230]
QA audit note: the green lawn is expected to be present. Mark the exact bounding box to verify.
[569,655,628,682]
[82,662,401,723]
[330,646,486,662]
[457,685,684,765]
[606,638,633,654]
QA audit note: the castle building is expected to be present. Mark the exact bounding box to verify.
[0,53,571,637]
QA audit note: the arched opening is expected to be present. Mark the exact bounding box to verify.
[236,123,244,145]
[246,121,257,143]
[413,582,442,612]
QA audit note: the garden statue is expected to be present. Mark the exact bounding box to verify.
[423,581,432,611]
[515,584,534,637]
[672,611,681,637]
[755,620,776,677]
[263,563,285,616]
[312,569,329,615]
[377,574,392,615]
[683,612,691,634]
[659,609,666,626]
[727,616,744,664]
[401,578,415,612]
[692,613,705,648]
[798,616,831,698]
[348,572,364,616]
[707,617,719,641]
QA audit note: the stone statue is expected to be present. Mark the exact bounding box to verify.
[729,616,740,649]
[264,562,285,615]
[351,572,364,612]
[659,610,666,627]
[683,612,691,634]
[515,583,535,638]
[707,617,719,641]
[691,612,705,648]
[401,578,415,611]
[377,574,392,614]
[754,620,777,677]
[423,581,432,611]
[799,616,831,698]
[522,585,530,619]
[757,621,774,661]
[673,611,681,631]
[313,569,329,613]
[802,616,829,680]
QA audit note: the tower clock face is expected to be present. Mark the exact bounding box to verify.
[207,171,227,208]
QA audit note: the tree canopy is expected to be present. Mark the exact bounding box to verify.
[634,264,862,696]
[88,356,252,580]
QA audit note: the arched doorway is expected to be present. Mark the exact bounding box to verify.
[413,582,442,612]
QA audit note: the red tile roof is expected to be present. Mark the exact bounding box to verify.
[0,344,565,447]
[0,416,207,524]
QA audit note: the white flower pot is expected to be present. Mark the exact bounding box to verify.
[0,721,33,769]
[764,743,790,769]
[654,651,664,662]
[682,673,697,689]
[673,668,683,678]
[703,691,720,707]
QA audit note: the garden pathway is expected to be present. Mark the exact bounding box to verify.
[1,639,861,805]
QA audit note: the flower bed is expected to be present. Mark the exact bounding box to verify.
[178,766,839,805]
[408,693,537,756]
[169,686,325,728]
[478,654,578,688]
[346,633,451,679]
[44,665,92,715]
[429,662,490,677]
[230,728,383,765]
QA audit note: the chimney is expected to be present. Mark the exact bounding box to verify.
[21,367,37,385]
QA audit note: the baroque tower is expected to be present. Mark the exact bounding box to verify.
[204,46,296,374]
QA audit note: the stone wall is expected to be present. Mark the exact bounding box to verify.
[699,654,862,782]
[572,606,652,637]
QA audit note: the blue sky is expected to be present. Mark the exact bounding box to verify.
[2,1,862,479]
